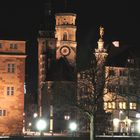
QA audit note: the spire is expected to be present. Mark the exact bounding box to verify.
[45,0,52,16]
[43,0,55,37]
[44,0,53,28]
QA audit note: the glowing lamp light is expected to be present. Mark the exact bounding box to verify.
[28,122,32,126]
[69,122,77,131]
[36,119,47,131]
[119,110,123,114]
[127,119,132,125]
[112,41,119,47]
[64,115,70,120]
[113,118,120,127]
[137,120,140,132]
[136,113,140,118]
[33,113,38,118]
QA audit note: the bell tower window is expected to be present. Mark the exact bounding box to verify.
[63,32,68,41]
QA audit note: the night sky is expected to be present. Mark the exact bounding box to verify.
[0,0,139,99]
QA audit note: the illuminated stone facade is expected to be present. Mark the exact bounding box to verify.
[55,13,77,66]
[37,13,77,132]
[0,40,26,136]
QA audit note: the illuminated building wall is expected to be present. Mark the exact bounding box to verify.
[37,13,77,132]
[55,13,77,66]
[0,40,26,135]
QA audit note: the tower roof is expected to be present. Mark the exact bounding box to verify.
[55,13,76,17]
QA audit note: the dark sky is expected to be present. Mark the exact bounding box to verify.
[0,0,139,97]
[0,0,139,43]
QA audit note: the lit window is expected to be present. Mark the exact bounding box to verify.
[127,59,134,64]
[104,102,116,110]
[108,102,115,109]
[7,64,15,73]
[104,102,107,110]
[112,102,116,109]
[7,87,14,96]
[130,102,136,110]
[108,102,112,109]
[119,102,126,109]
[0,110,6,116]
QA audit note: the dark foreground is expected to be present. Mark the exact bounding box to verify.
[1,136,140,140]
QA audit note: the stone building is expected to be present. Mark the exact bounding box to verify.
[0,40,26,135]
[37,12,77,132]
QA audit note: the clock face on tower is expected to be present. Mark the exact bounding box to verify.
[60,46,71,56]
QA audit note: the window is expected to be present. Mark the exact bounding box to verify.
[7,87,14,96]
[7,64,15,73]
[127,59,134,64]
[8,64,10,73]
[119,102,126,109]
[119,85,127,94]
[120,69,127,76]
[107,84,116,92]
[130,102,136,110]
[0,110,6,116]
[104,102,107,110]
[12,64,15,73]
[104,102,116,110]
[0,43,2,48]
[63,32,68,41]
[10,43,17,49]
[109,69,115,76]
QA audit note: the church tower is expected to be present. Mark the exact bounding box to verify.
[55,13,77,66]
[37,1,77,132]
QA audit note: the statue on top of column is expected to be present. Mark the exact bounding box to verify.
[99,26,104,39]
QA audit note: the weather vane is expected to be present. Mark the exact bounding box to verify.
[99,26,104,39]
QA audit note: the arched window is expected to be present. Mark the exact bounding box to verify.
[63,32,68,41]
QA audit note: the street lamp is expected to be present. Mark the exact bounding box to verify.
[28,122,32,127]
[28,122,32,132]
[36,119,47,136]
[69,122,77,136]
[64,115,70,120]
[69,122,77,131]
[113,118,120,132]
[33,113,38,118]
